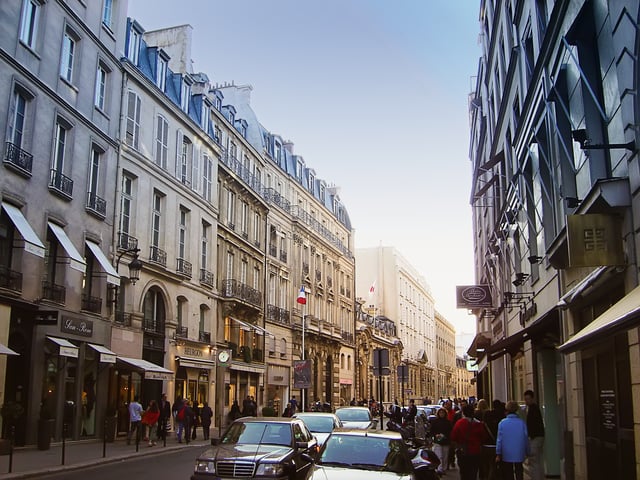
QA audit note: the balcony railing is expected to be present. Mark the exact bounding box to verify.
[114,311,132,326]
[175,326,188,338]
[200,269,214,287]
[266,304,290,325]
[143,318,163,334]
[176,258,192,277]
[117,232,138,251]
[81,293,102,313]
[269,244,277,257]
[149,245,167,266]
[198,330,211,343]
[341,331,354,343]
[42,280,65,303]
[48,169,73,199]
[4,142,33,176]
[86,192,107,217]
[220,279,262,308]
[280,251,287,263]
[0,266,22,292]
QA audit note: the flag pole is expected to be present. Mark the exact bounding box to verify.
[302,298,305,413]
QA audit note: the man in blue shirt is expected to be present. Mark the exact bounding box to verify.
[496,401,530,480]
[126,395,143,445]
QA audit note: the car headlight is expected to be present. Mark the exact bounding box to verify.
[255,463,286,476]
[194,460,215,473]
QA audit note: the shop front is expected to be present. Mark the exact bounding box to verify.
[225,363,264,418]
[266,365,290,416]
[339,378,352,407]
[174,343,216,408]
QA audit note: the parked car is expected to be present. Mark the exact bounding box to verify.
[293,412,343,447]
[311,429,414,479]
[192,417,317,480]
[335,407,375,430]
[415,405,439,423]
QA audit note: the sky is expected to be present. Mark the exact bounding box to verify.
[127,0,482,348]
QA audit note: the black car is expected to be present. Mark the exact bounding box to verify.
[192,417,317,480]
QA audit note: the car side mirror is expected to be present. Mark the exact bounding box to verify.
[296,441,309,450]
[211,438,220,446]
[300,453,314,463]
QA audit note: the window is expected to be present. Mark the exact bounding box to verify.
[230,142,237,159]
[274,142,281,164]
[280,338,286,358]
[228,110,235,124]
[154,115,168,168]
[178,208,188,266]
[201,103,210,132]
[319,183,325,202]
[176,297,186,329]
[178,135,192,185]
[253,213,260,243]
[180,78,191,112]
[296,161,304,181]
[191,147,200,193]
[143,287,165,333]
[60,28,77,83]
[214,125,222,144]
[156,55,167,91]
[94,63,108,110]
[201,221,210,270]
[226,251,234,280]
[199,305,207,333]
[151,191,163,248]
[202,154,213,202]
[52,120,68,174]
[308,172,315,194]
[125,90,141,149]
[102,0,113,29]
[87,146,103,213]
[226,190,236,227]
[20,0,40,49]
[241,202,248,235]
[119,174,133,238]
[9,89,28,148]
[253,266,260,290]
[127,23,141,64]
[240,259,248,284]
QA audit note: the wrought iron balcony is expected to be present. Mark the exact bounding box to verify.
[117,232,138,251]
[149,245,167,266]
[266,304,290,325]
[86,192,107,217]
[3,142,33,176]
[200,269,214,287]
[42,280,65,303]
[269,244,277,257]
[198,330,211,343]
[81,293,102,313]
[175,326,188,338]
[280,251,287,263]
[143,318,163,334]
[176,258,192,277]
[48,169,73,199]
[114,311,132,326]
[341,331,354,343]
[220,279,262,308]
[0,266,22,292]
[262,187,291,211]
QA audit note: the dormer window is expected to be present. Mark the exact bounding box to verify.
[240,124,247,137]
[296,160,304,180]
[127,22,142,64]
[320,183,326,202]
[156,54,168,91]
[201,103,210,132]
[228,110,235,124]
[180,78,191,112]
[274,141,282,165]
[214,95,222,111]
[308,172,315,194]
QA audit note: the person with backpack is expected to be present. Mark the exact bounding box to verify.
[175,398,187,443]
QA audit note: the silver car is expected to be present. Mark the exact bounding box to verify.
[334,407,375,430]
[293,412,343,447]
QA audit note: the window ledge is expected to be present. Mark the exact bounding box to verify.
[18,40,41,60]
[59,76,79,93]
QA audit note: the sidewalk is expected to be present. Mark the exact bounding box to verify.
[0,434,215,479]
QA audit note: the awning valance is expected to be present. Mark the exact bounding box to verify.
[2,202,45,257]
[175,356,216,369]
[85,241,120,286]
[0,343,19,355]
[46,336,79,358]
[229,317,273,337]
[557,266,610,308]
[88,343,116,363]
[117,356,174,381]
[559,284,640,353]
[48,222,85,272]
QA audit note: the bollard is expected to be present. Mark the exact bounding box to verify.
[8,425,15,473]
[185,417,190,445]
[135,423,139,452]
[61,423,67,465]
[103,419,107,458]
[163,420,167,447]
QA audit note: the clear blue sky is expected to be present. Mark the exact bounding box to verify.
[127,0,481,345]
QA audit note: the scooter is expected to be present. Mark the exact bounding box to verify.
[408,445,441,480]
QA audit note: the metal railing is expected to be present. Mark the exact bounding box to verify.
[341,331,354,343]
[143,318,163,334]
[200,269,214,287]
[269,244,277,257]
[176,258,192,277]
[266,304,290,325]
[149,245,167,266]
[86,192,107,217]
[114,311,132,326]
[117,232,138,251]
[175,326,188,338]
[279,251,287,263]
[42,281,65,303]
[220,279,262,307]
[4,142,33,175]
[49,169,73,198]
[81,293,102,313]
[198,330,211,343]
[0,266,22,292]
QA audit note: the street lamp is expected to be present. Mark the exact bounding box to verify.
[111,248,142,309]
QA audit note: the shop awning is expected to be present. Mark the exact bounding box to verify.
[486,330,527,361]
[557,266,610,308]
[0,343,19,355]
[559,284,640,353]
[229,317,274,337]
[47,222,86,272]
[46,336,79,358]
[175,356,216,369]
[88,343,116,363]
[117,356,174,381]
[2,202,45,257]
[85,241,120,285]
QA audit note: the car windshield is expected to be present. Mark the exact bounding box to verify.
[296,415,334,433]
[336,409,370,422]
[320,434,412,474]
[221,422,292,446]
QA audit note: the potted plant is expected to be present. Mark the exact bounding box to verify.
[104,405,117,442]
[37,402,55,450]
[1,401,24,454]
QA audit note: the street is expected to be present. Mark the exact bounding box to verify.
[39,445,209,480]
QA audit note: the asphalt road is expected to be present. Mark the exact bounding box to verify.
[40,445,210,480]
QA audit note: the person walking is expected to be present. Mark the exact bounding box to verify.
[290,395,298,414]
[175,398,187,443]
[450,404,488,480]
[126,395,143,445]
[191,401,200,440]
[142,400,160,447]
[496,401,530,480]
[200,401,213,440]
[431,407,453,476]
[230,399,241,421]
[157,393,171,442]
[524,390,545,480]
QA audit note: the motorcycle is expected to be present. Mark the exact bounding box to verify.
[408,445,441,480]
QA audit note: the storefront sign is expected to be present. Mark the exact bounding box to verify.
[600,389,616,431]
[456,285,493,309]
[339,378,353,385]
[145,371,173,381]
[184,347,204,357]
[268,366,290,386]
[293,360,311,388]
[61,317,93,337]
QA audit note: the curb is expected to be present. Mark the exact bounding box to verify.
[3,442,207,479]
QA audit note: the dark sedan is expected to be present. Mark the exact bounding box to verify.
[192,417,317,480]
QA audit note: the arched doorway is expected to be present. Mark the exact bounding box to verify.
[142,287,166,405]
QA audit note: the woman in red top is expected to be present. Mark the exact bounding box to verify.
[450,404,488,480]
[142,400,160,447]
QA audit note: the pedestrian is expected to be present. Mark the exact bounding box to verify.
[474,399,489,421]
[184,400,196,443]
[175,398,187,443]
[249,396,257,416]
[350,397,356,406]
[524,390,545,480]
[495,401,529,480]
[406,398,417,424]
[142,400,160,447]
[242,395,251,416]
[230,399,241,421]
[157,393,171,441]
[283,403,292,417]
[126,395,143,445]
[191,401,200,440]
[431,407,453,476]
[450,404,488,480]
[200,401,213,440]
[290,395,298,414]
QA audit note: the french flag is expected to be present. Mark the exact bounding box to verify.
[296,286,306,305]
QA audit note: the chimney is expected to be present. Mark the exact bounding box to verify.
[283,140,294,154]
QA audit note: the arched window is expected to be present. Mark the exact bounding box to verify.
[143,287,166,334]
[340,353,345,369]
[280,338,286,358]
